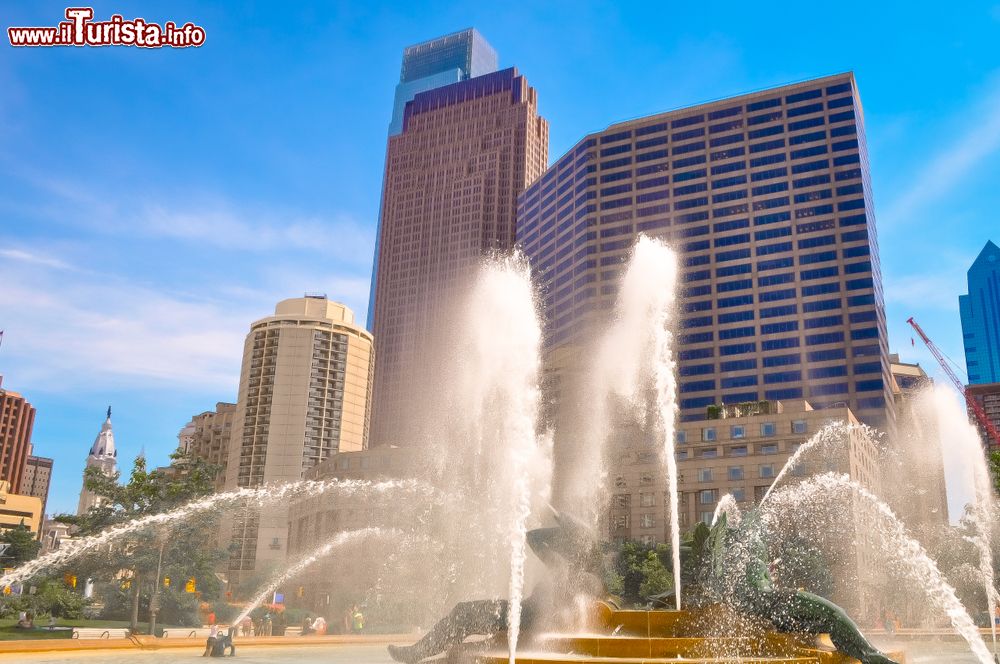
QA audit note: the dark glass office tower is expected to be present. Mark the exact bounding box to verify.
[517,73,894,432]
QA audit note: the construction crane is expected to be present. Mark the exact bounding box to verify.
[906,316,1000,448]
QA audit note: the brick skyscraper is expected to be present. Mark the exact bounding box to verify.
[0,379,34,494]
[369,67,548,445]
[517,73,893,433]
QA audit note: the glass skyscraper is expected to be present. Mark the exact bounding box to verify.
[961,240,1000,384]
[367,29,499,330]
[389,28,498,136]
[516,73,894,432]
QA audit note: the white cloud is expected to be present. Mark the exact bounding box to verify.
[0,243,372,395]
[883,73,1000,225]
[0,166,376,266]
[138,205,375,265]
[0,267,249,394]
[0,248,74,270]
[883,271,964,313]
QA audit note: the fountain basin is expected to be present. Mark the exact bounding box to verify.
[459,603,906,664]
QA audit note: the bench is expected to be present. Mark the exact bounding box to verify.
[162,627,216,639]
[72,627,131,639]
[284,627,302,637]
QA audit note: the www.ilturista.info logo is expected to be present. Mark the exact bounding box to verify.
[8,7,206,48]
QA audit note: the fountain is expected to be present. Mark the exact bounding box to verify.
[11,237,1000,664]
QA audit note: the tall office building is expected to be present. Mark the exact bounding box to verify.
[225,296,373,580]
[388,29,498,137]
[368,66,549,446]
[960,240,1000,384]
[368,29,500,330]
[517,73,893,437]
[0,379,34,494]
[179,402,236,490]
[77,408,117,514]
[21,455,53,517]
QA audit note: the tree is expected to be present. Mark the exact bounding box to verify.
[54,452,225,633]
[0,522,41,567]
[638,550,672,600]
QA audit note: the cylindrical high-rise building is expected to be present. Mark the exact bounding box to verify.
[225,296,374,581]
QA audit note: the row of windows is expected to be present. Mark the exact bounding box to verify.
[681,374,884,393]
[677,421,801,444]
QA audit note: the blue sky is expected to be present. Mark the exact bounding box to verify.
[2,1,999,514]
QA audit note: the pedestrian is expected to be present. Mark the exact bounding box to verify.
[203,624,219,657]
[240,616,251,637]
[351,605,364,633]
[263,613,273,637]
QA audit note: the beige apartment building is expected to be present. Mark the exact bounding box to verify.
[179,402,236,490]
[610,398,881,614]
[225,296,374,582]
[369,66,549,446]
[608,399,879,542]
[284,446,417,613]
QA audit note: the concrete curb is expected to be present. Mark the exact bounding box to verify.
[0,633,412,656]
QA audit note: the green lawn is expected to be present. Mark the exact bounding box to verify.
[0,618,189,640]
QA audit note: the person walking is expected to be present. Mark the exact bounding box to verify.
[203,624,219,657]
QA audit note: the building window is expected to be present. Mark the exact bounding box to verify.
[613,515,629,530]
[640,492,655,508]
[615,476,627,488]
[640,473,654,485]
[731,425,746,439]
[701,449,718,459]
[639,534,656,546]
[699,489,717,504]
[792,420,807,434]
[700,511,715,525]
[613,494,630,509]
[640,514,655,528]
[730,445,748,457]
[698,468,713,482]
[732,487,746,502]
[761,444,778,455]
[760,464,776,479]
[676,430,687,444]
[761,422,776,437]
[703,427,717,442]
[728,466,744,481]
